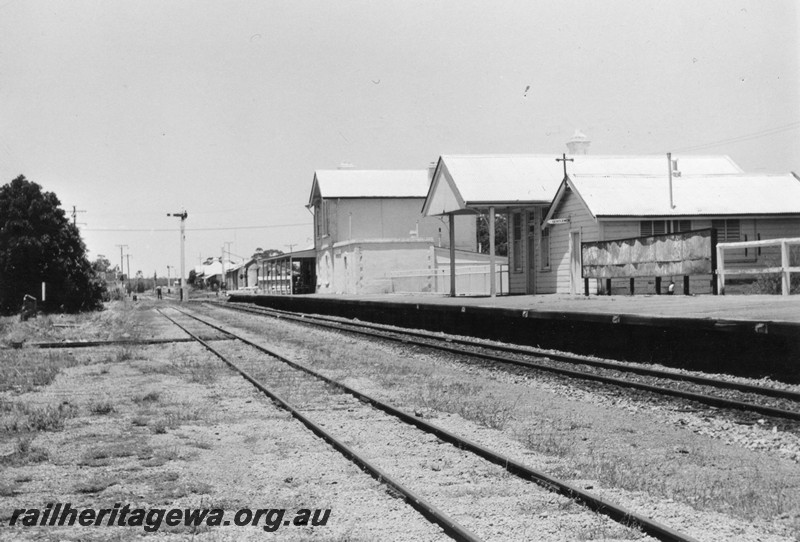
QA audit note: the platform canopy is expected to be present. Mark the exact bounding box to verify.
[422,154,743,216]
[262,247,317,262]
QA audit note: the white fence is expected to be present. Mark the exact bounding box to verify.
[388,264,509,296]
[716,237,800,295]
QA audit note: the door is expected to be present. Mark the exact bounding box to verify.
[569,231,582,295]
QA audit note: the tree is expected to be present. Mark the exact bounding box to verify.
[91,256,112,278]
[0,176,105,314]
[477,213,508,257]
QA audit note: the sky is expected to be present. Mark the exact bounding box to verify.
[1,0,798,279]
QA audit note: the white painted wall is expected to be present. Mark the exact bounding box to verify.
[319,197,476,252]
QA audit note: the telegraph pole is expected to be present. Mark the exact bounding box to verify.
[71,205,86,226]
[125,253,131,295]
[220,246,226,292]
[115,244,128,282]
[168,211,188,302]
[222,241,233,291]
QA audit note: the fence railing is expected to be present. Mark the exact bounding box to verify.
[716,237,800,295]
[388,264,509,296]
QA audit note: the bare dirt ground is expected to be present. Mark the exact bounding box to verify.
[0,301,447,541]
[1,298,799,542]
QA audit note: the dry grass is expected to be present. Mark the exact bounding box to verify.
[0,401,78,432]
[74,476,120,494]
[136,348,222,384]
[0,436,49,466]
[88,398,116,415]
[416,378,521,430]
[230,312,800,535]
[0,300,144,346]
[572,514,647,541]
[0,350,81,393]
[235,321,523,430]
[133,390,161,404]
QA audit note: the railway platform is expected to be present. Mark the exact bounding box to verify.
[226,292,800,382]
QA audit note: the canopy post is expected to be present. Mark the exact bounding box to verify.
[449,213,456,297]
[489,206,496,297]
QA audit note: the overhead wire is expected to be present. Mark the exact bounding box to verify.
[84,222,311,233]
[666,121,800,153]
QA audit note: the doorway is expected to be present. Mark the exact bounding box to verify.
[569,231,581,295]
[527,211,537,293]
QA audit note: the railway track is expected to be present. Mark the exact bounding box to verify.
[207,300,800,423]
[158,305,698,542]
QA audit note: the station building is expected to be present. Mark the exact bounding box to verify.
[543,168,800,295]
[307,167,496,295]
[423,141,799,296]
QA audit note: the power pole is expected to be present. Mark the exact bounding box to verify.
[222,241,233,291]
[71,205,86,226]
[220,246,226,292]
[167,211,188,302]
[115,244,128,282]
[167,265,173,290]
[125,253,131,295]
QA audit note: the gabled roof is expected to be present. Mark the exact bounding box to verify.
[308,170,432,206]
[543,172,800,223]
[224,261,248,275]
[199,260,222,278]
[422,154,742,215]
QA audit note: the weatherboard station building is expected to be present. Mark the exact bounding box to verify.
[422,135,800,296]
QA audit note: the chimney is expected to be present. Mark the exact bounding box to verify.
[671,157,681,177]
[667,152,676,209]
[566,129,591,155]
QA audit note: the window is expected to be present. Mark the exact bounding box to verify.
[640,220,693,237]
[712,219,740,243]
[315,201,330,239]
[540,225,550,270]
[512,213,522,272]
[640,220,667,237]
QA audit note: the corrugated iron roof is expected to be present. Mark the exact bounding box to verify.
[311,170,432,202]
[436,154,742,208]
[568,173,800,217]
[263,248,317,261]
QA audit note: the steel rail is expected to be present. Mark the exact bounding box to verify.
[221,301,800,402]
[214,301,800,422]
[172,306,699,542]
[156,308,481,542]
[28,338,229,349]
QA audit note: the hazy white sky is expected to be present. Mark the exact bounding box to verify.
[1,0,798,277]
